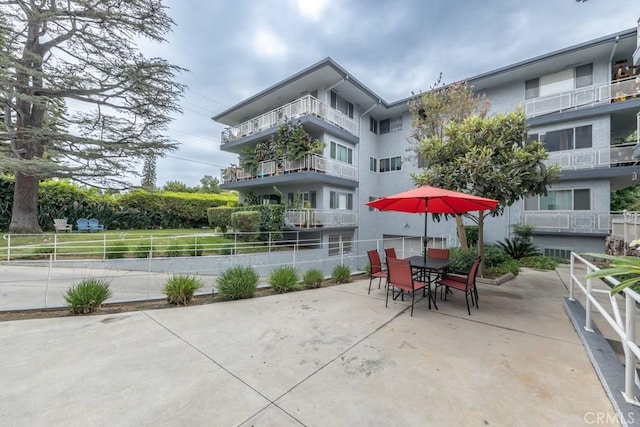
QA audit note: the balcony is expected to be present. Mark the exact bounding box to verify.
[525,76,640,118]
[284,209,357,229]
[220,154,358,184]
[220,95,359,145]
[520,211,614,234]
[543,143,637,171]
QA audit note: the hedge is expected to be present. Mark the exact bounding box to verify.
[207,204,284,240]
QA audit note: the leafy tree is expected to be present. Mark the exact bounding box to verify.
[611,185,640,211]
[141,155,157,191]
[162,180,191,193]
[0,1,185,233]
[198,175,220,193]
[408,79,490,249]
[412,108,559,275]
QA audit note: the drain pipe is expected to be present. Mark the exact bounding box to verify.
[609,35,620,81]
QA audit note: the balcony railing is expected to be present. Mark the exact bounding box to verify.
[220,154,357,184]
[520,211,615,234]
[221,95,359,145]
[525,76,640,118]
[284,209,357,229]
[543,143,637,171]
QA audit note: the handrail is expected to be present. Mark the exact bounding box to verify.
[570,252,640,406]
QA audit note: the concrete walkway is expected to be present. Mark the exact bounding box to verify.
[0,267,619,426]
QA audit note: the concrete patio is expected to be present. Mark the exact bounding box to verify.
[0,266,623,426]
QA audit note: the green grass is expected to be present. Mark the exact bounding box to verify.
[0,229,243,260]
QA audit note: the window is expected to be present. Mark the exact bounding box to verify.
[525,78,539,100]
[539,125,592,152]
[330,90,354,118]
[329,234,353,256]
[330,191,353,210]
[379,116,402,134]
[330,141,353,164]
[369,117,378,134]
[369,157,377,172]
[526,133,539,144]
[544,248,572,260]
[575,63,593,88]
[379,156,402,172]
[538,189,590,211]
[368,196,377,212]
[574,125,592,149]
[287,191,316,208]
[541,129,573,152]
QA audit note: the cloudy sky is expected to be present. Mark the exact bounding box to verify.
[145,0,640,187]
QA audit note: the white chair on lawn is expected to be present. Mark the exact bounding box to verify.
[54,218,72,233]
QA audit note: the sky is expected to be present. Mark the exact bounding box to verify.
[142,0,640,187]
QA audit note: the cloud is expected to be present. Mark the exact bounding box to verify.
[295,0,330,21]
[252,28,288,58]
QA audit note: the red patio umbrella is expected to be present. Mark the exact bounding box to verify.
[365,185,499,260]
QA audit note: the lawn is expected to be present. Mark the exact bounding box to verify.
[0,229,274,260]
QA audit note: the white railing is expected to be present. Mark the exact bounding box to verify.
[220,154,357,184]
[520,211,614,234]
[525,76,640,118]
[284,209,357,229]
[221,95,359,144]
[544,143,637,170]
[569,252,640,407]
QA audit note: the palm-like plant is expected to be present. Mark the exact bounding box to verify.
[495,238,540,260]
[583,253,640,295]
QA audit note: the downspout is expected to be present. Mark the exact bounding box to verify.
[609,35,620,81]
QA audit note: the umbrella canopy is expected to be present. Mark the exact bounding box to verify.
[366,185,499,259]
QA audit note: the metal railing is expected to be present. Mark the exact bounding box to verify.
[520,211,615,234]
[284,209,357,229]
[525,76,640,118]
[544,143,637,171]
[221,94,359,144]
[569,252,640,407]
[220,154,358,184]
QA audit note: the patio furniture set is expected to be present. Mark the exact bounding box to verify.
[53,218,105,233]
[367,247,481,317]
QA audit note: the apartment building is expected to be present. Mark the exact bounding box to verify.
[213,21,640,259]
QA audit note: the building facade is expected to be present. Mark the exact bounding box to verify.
[213,22,640,259]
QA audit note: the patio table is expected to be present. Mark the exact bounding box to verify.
[406,255,453,310]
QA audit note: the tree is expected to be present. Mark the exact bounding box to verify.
[412,109,559,274]
[408,79,490,249]
[141,155,157,191]
[198,175,220,194]
[611,185,640,211]
[162,180,191,193]
[0,1,185,233]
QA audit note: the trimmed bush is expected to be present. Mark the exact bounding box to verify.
[332,264,351,284]
[519,255,560,270]
[269,266,300,293]
[486,259,520,276]
[163,274,204,305]
[303,269,324,289]
[132,243,152,258]
[64,278,112,314]
[165,243,183,257]
[231,211,261,234]
[217,265,259,300]
[106,241,128,259]
[207,207,235,232]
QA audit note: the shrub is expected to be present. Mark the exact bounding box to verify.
[448,247,478,275]
[165,243,183,257]
[496,238,540,260]
[519,255,559,270]
[483,246,510,267]
[163,274,204,305]
[486,259,520,276]
[132,243,152,258]
[207,207,235,232]
[303,269,324,288]
[230,211,261,234]
[64,278,112,314]
[269,266,300,293]
[106,241,128,259]
[186,241,203,256]
[332,264,351,284]
[464,226,479,247]
[217,265,259,300]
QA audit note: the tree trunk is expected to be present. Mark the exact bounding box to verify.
[9,172,42,233]
[456,215,467,250]
[478,210,485,277]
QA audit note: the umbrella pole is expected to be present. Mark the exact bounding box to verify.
[423,211,428,262]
